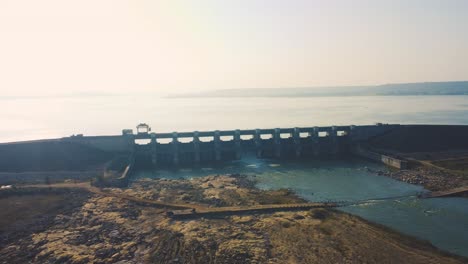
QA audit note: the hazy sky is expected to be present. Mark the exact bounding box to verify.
[1,0,467,96]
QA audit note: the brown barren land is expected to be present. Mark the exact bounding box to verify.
[0,174,466,264]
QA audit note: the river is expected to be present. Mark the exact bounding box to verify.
[132,156,468,257]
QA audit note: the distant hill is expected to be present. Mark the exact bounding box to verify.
[172,81,468,98]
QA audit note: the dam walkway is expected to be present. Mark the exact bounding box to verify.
[168,202,337,219]
[17,183,336,217]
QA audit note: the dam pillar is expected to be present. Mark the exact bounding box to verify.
[312,127,320,156]
[150,134,157,166]
[172,132,179,166]
[331,126,339,155]
[274,128,281,158]
[254,129,262,158]
[293,127,302,158]
[234,129,242,160]
[214,130,221,161]
[193,131,201,164]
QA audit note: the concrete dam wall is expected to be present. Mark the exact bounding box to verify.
[351,144,408,169]
[4,123,468,175]
[62,124,401,168]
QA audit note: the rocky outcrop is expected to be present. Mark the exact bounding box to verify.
[367,166,468,191]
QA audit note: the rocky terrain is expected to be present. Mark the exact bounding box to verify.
[0,174,466,264]
[368,164,468,192]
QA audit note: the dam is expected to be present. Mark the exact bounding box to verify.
[61,123,405,170]
[0,122,413,186]
[5,123,468,186]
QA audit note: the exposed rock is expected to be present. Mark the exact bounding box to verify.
[0,174,466,264]
[109,230,120,238]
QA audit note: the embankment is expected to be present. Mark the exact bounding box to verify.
[368,125,468,153]
[0,140,131,184]
[0,141,114,172]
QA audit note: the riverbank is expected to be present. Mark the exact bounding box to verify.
[363,149,468,195]
[366,125,468,192]
[369,164,468,192]
[1,174,466,263]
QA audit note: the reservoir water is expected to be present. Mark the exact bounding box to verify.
[2,95,468,142]
[133,157,468,257]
